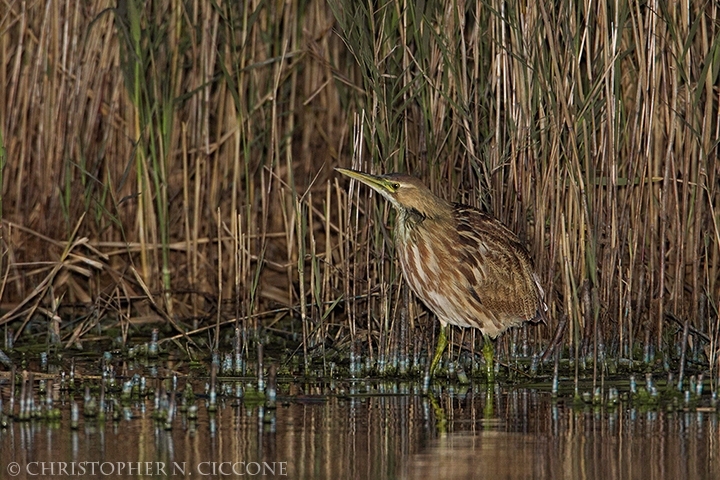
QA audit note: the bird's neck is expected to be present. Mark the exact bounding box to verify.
[395,200,453,239]
[401,207,427,226]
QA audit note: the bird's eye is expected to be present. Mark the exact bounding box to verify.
[392,183,400,190]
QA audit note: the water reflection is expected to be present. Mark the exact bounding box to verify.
[405,388,720,480]
[1,383,718,479]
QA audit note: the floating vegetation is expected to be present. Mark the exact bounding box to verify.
[1,344,719,433]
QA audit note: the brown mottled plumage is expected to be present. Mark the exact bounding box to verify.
[337,168,546,376]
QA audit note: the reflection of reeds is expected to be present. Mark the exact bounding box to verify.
[0,1,718,381]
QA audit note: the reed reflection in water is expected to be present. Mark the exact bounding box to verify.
[0,384,718,480]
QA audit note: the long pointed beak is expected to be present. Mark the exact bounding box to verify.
[335,167,390,195]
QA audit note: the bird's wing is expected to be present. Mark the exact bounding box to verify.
[452,205,542,322]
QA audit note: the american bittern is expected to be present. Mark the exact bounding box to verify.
[337,168,546,379]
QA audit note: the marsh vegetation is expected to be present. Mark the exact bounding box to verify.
[0,1,718,394]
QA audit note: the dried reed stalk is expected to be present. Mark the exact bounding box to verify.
[0,0,717,381]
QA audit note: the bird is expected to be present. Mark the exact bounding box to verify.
[336,167,546,380]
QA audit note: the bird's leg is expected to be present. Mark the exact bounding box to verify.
[482,333,495,383]
[429,325,449,377]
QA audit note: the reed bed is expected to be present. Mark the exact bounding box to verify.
[0,1,718,385]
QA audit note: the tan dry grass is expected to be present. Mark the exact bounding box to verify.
[0,0,718,378]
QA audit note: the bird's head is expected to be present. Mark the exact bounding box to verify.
[335,168,451,220]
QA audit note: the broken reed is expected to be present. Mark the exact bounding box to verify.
[1,1,719,378]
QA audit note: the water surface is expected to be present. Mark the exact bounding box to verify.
[1,382,718,479]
